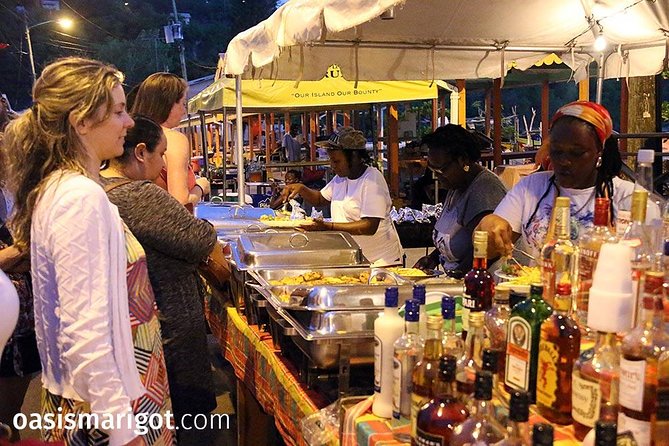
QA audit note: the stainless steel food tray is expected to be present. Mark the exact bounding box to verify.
[279,307,379,341]
[194,203,274,221]
[236,231,369,268]
[248,267,405,289]
[251,280,465,312]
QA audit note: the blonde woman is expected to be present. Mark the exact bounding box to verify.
[131,72,210,212]
[3,57,173,445]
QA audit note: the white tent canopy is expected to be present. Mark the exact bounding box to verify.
[223,0,669,82]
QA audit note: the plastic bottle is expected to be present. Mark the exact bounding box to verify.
[372,287,405,418]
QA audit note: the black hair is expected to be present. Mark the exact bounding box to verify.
[524,116,622,230]
[334,148,372,167]
[420,124,482,162]
[117,115,164,164]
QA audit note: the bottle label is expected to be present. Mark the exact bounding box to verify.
[392,357,402,418]
[536,339,559,408]
[411,392,427,439]
[571,373,601,427]
[577,247,599,312]
[374,335,382,393]
[505,316,531,391]
[616,210,631,237]
[541,258,555,302]
[415,427,446,446]
[618,412,651,446]
[619,358,646,412]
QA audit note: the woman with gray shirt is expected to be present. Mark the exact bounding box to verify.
[415,125,507,276]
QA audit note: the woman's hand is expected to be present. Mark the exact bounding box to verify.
[299,218,329,231]
[475,214,514,258]
[279,183,303,203]
[414,249,439,270]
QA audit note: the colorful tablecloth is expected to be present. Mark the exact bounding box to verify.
[207,304,328,446]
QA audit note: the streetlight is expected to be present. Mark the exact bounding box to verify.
[25,17,74,83]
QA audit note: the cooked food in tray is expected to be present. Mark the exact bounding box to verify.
[497,264,541,285]
[268,271,371,286]
[386,267,428,277]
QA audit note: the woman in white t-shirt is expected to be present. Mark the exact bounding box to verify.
[281,127,402,266]
[477,101,642,261]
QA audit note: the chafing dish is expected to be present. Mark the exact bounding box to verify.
[235,232,369,269]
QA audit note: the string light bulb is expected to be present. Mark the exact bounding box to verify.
[593,24,607,52]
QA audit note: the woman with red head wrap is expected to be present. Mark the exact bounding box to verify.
[476,101,657,260]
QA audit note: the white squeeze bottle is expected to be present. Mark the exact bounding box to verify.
[373,286,405,418]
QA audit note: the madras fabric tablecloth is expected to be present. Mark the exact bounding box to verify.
[207,305,328,446]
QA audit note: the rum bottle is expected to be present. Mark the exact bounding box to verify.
[393,299,424,421]
[619,271,669,446]
[411,314,443,438]
[486,282,512,383]
[576,197,617,338]
[505,284,552,402]
[414,356,469,446]
[493,391,530,446]
[442,295,464,359]
[532,424,554,446]
[540,196,578,307]
[456,311,485,399]
[536,282,581,424]
[450,371,507,446]
[621,190,653,327]
[462,231,495,337]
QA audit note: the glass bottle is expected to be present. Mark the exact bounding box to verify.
[414,284,428,339]
[442,295,464,359]
[595,421,618,446]
[505,284,553,403]
[619,271,669,446]
[536,282,581,424]
[634,149,665,267]
[576,197,617,339]
[411,314,444,439]
[540,196,578,308]
[493,391,530,446]
[456,311,485,399]
[572,331,621,440]
[414,356,469,446]
[462,231,495,337]
[450,371,507,446]
[621,190,653,327]
[393,299,424,422]
[654,363,669,446]
[532,423,554,446]
[486,282,512,383]
[373,287,406,418]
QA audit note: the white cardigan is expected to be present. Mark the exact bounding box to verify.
[31,172,144,445]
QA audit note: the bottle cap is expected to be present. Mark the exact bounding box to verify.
[593,198,610,226]
[482,348,499,373]
[473,231,488,245]
[413,284,426,305]
[405,299,419,322]
[588,243,634,332]
[426,314,443,330]
[509,291,526,309]
[555,196,571,208]
[474,370,493,400]
[533,423,554,446]
[441,295,456,320]
[494,282,511,302]
[439,355,457,381]
[529,283,544,298]
[595,421,617,446]
[509,391,530,422]
[384,287,399,307]
[637,149,654,164]
[657,388,669,421]
[468,311,485,326]
[554,282,572,311]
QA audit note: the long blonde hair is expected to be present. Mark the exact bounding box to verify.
[2,57,124,248]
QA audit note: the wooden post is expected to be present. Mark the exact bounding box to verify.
[627,76,656,157]
[456,79,467,128]
[343,112,350,127]
[493,78,503,167]
[578,77,590,101]
[376,106,383,163]
[309,111,317,161]
[541,80,550,143]
[388,104,400,197]
[484,88,492,138]
[269,113,275,154]
[619,79,628,153]
[440,94,446,127]
[431,98,438,131]
[283,112,291,139]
